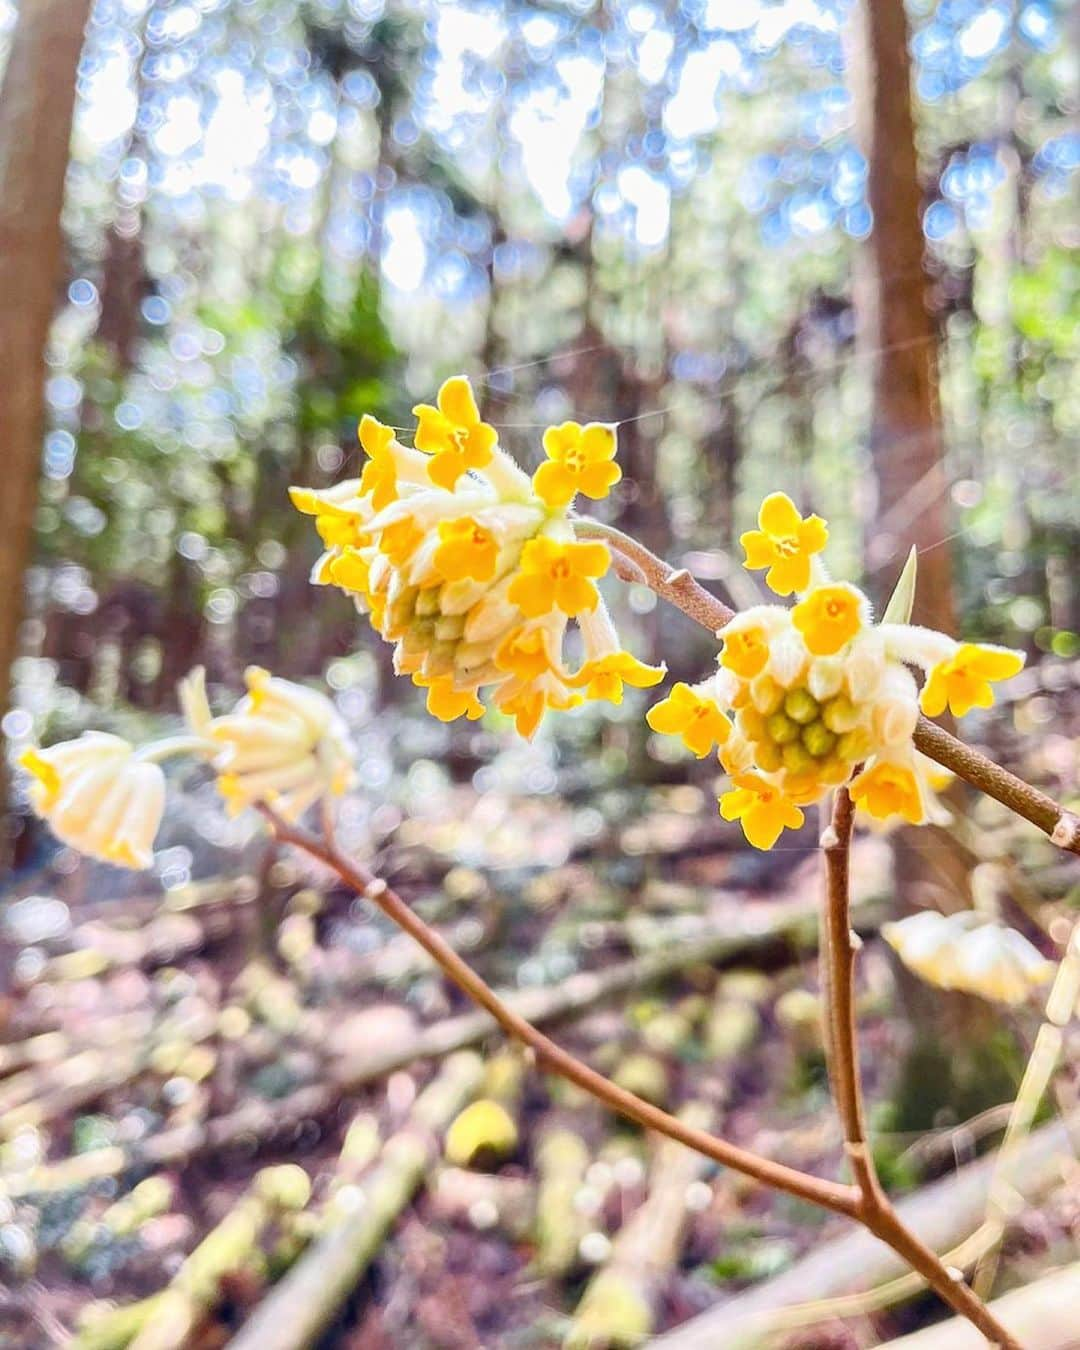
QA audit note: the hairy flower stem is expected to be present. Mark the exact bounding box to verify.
[256,804,859,1219]
[823,789,1023,1349]
[575,517,1080,858]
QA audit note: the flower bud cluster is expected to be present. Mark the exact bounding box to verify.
[20,667,355,871]
[290,376,663,737]
[646,493,1025,849]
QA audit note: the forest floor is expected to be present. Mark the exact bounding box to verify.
[1,663,1079,1350]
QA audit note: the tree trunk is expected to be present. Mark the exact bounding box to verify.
[850,0,954,632]
[849,0,1008,1129]
[0,0,93,839]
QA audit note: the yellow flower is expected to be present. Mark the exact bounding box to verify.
[357,414,399,511]
[327,548,370,596]
[379,517,424,568]
[494,626,559,682]
[569,651,665,705]
[532,422,621,509]
[792,583,866,656]
[497,686,581,740]
[720,624,770,679]
[740,492,828,596]
[849,759,924,824]
[719,772,805,850]
[433,517,498,582]
[919,642,1025,718]
[20,734,166,870]
[646,682,731,757]
[414,675,485,723]
[507,537,610,618]
[412,376,497,489]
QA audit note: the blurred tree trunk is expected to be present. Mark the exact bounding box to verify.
[850,0,954,633]
[0,0,93,850]
[849,0,1011,1130]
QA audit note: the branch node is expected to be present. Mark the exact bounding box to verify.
[819,825,840,850]
[1051,812,1080,852]
[849,930,863,952]
[665,567,691,585]
[364,878,388,900]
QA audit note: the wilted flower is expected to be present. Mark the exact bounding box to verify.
[648,494,1025,849]
[883,912,1054,1006]
[290,376,660,739]
[180,666,353,819]
[20,733,166,869]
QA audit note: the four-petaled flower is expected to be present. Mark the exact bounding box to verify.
[508,537,610,618]
[434,517,498,582]
[740,492,828,596]
[569,651,665,705]
[920,642,1025,718]
[413,376,498,489]
[850,759,924,824]
[792,583,865,656]
[533,422,621,509]
[719,773,805,850]
[646,682,731,757]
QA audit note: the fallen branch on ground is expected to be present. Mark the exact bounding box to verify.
[652,1111,1079,1348]
[879,1260,1080,1350]
[226,1052,483,1350]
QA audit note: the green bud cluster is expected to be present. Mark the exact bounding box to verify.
[736,681,872,782]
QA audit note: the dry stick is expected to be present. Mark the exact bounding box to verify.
[258,805,860,1220]
[574,518,1080,859]
[823,789,1022,1350]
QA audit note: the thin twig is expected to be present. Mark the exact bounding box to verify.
[256,803,860,1219]
[575,517,1080,858]
[822,788,1023,1350]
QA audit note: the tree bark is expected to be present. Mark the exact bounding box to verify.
[0,0,93,834]
[850,0,954,632]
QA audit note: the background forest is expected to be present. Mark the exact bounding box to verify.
[0,0,1078,1346]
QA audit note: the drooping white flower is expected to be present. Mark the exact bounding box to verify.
[180,666,354,820]
[883,911,1054,1005]
[20,733,166,870]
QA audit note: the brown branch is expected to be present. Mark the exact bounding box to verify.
[573,518,735,630]
[912,716,1080,856]
[575,516,1080,858]
[823,789,1023,1350]
[256,804,860,1220]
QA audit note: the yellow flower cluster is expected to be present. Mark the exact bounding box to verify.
[21,668,355,870]
[19,734,166,869]
[647,492,1025,850]
[290,376,663,737]
[180,665,354,820]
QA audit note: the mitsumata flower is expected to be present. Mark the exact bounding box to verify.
[180,666,354,819]
[290,375,660,738]
[883,912,1054,1006]
[533,421,621,509]
[741,492,828,596]
[647,491,1025,850]
[19,734,166,870]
